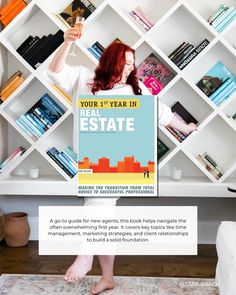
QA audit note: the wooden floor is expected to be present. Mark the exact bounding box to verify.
[0,241,217,278]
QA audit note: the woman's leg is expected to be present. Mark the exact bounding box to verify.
[91,255,116,294]
[64,198,118,283]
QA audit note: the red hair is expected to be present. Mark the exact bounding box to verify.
[90,42,142,95]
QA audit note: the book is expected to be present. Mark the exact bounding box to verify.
[168,42,187,60]
[165,125,183,142]
[59,0,96,27]
[87,47,101,60]
[0,146,25,170]
[129,11,151,32]
[65,146,77,163]
[137,53,175,90]
[196,154,222,179]
[173,44,195,65]
[202,152,224,175]
[212,7,235,27]
[0,71,22,92]
[0,76,24,101]
[196,61,234,97]
[91,41,104,56]
[207,4,228,24]
[209,77,234,100]
[178,39,210,70]
[215,11,236,32]
[16,35,34,54]
[0,0,22,17]
[171,43,191,63]
[212,82,236,105]
[157,138,169,160]
[16,118,38,141]
[171,101,198,124]
[22,36,46,61]
[51,84,72,106]
[143,75,163,95]
[1,0,26,26]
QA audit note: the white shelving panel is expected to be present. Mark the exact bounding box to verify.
[0,0,236,196]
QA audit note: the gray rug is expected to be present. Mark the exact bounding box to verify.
[0,274,219,295]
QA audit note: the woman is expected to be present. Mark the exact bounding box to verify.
[48,27,197,294]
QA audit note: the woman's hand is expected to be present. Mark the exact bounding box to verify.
[64,27,82,46]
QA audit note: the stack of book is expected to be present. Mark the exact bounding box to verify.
[16,30,64,69]
[158,138,169,160]
[51,84,72,106]
[0,71,24,104]
[165,101,198,142]
[0,0,26,27]
[129,6,154,32]
[16,93,65,141]
[197,61,236,106]
[56,0,96,27]
[196,152,224,180]
[47,146,77,178]
[137,53,175,95]
[0,146,26,173]
[207,4,236,33]
[87,41,105,60]
[168,39,210,70]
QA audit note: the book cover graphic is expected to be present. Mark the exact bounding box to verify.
[60,0,96,26]
[77,95,156,196]
[197,61,234,97]
[137,53,175,93]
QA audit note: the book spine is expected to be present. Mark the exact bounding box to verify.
[214,85,236,106]
[0,149,25,171]
[21,115,43,138]
[61,151,78,170]
[178,39,210,70]
[129,11,150,31]
[94,41,105,52]
[65,147,77,162]
[0,70,22,91]
[25,113,46,135]
[201,153,224,175]
[168,42,187,59]
[79,0,96,13]
[58,153,77,175]
[0,0,22,18]
[173,44,195,65]
[34,107,54,126]
[27,112,48,131]
[47,150,74,178]
[132,8,153,28]
[42,94,65,115]
[216,12,236,32]
[208,4,228,23]
[87,47,100,60]
[1,0,26,26]
[0,75,21,96]
[32,108,52,128]
[91,43,103,56]
[135,6,155,26]
[165,126,183,142]
[212,7,235,27]
[16,118,37,141]
[0,146,23,169]
[212,81,236,104]
[62,149,77,164]
[0,76,24,100]
[170,43,190,61]
[209,77,233,100]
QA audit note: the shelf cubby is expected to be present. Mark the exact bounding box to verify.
[81,4,141,49]
[147,4,214,58]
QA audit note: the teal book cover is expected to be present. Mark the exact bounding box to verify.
[77,95,157,197]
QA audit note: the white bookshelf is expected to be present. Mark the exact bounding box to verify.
[0,0,236,197]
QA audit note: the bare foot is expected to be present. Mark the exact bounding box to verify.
[90,277,115,294]
[64,255,93,283]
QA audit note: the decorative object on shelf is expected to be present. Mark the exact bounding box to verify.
[58,0,96,27]
[168,39,210,70]
[16,30,64,69]
[196,61,236,106]
[207,4,236,33]
[172,166,182,181]
[3,212,30,247]
[129,6,154,32]
[137,53,175,95]
[29,165,39,179]
[0,71,24,104]
[0,0,27,27]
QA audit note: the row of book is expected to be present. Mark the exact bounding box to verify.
[16,93,65,141]
[168,39,210,70]
[165,101,198,142]
[197,61,236,106]
[0,71,24,104]
[196,152,224,180]
[47,146,77,178]
[56,0,96,27]
[16,30,64,69]
[87,41,105,60]
[0,146,26,173]
[137,52,175,95]
[0,0,26,27]
[158,138,169,160]
[207,4,236,33]
[129,6,154,32]
[51,84,72,106]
